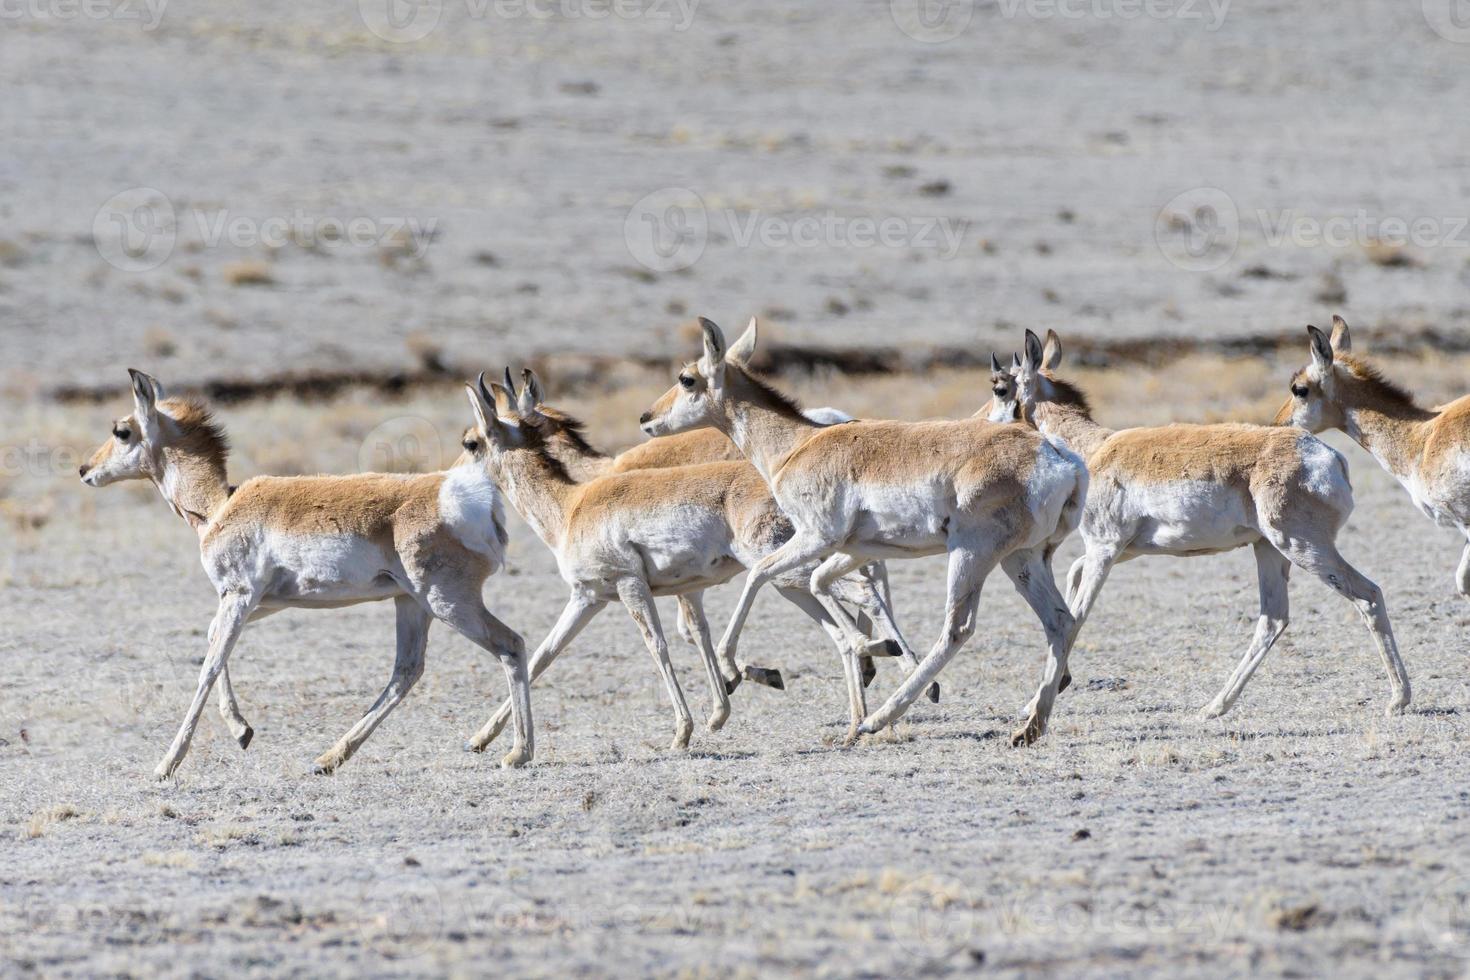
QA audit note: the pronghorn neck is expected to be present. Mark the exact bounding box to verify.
[1331,359,1435,479]
[716,368,820,482]
[1030,376,1111,458]
[155,448,232,532]
[535,415,615,483]
[492,449,577,548]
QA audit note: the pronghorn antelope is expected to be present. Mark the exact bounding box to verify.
[640,318,1088,746]
[1010,328,1411,718]
[489,369,933,700]
[1277,318,1470,605]
[78,370,534,777]
[459,375,916,753]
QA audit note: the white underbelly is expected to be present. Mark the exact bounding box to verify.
[1114,481,1259,556]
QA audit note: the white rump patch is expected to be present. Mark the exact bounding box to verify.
[440,463,509,568]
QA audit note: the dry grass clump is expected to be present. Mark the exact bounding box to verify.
[26,804,81,839]
[222,260,275,287]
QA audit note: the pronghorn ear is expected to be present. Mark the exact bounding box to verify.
[488,382,515,419]
[1330,315,1352,353]
[1021,329,1044,375]
[698,317,727,387]
[728,317,758,365]
[518,369,545,417]
[1011,352,1022,371]
[128,368,160,421]
[466,378,494,435]
[1307,325,1334,373]
[1042,330,1063,370]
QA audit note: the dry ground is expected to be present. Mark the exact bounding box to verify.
[5,355,1470,977]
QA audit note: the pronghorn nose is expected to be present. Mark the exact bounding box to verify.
[78,464,90,478]
[639,412,653,425]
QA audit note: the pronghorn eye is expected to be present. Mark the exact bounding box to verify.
[679,375,696,391]
[462,437,480,452]
[1291,384,1309,399]
[113,427,131,441]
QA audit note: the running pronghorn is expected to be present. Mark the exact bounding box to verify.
[640,318,1088,746]
[78,370,534,777]
[1277,318,1470,604]
[459,375,911,753]
[489,369,933,700]
[1010,329,1411,718]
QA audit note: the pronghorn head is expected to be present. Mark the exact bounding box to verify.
[1274,317,1353,431]
[463,373,531,462]
[1015,328,1088,414]
[640,316,759,437]
[983,352,1023,423]
[79,369,206,488]
[492,368,607,477]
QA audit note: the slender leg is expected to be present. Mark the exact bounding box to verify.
[1064,556,1085,606]
[617,577,695,750]
[828,571,940,703]
[1200,541,1291,718]
[1004,547,1076,747]
[429,590,534,768]
[216,667,254,751]
[675,593,733,731]
[1269,535,1410,717]
[314,595,432,774]
[1456,532,1470,599]
[773,583,874,739]
[716,531,837,673]
[155,590,255,780]
[859,543,992,735]
[466,592,605,753]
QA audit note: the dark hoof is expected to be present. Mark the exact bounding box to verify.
[1058,671,1073,694]
[860,656,877,689]
[237,726,254,751]
[462,741,486,754]
[724,675,742,696]
[743,665,785,691]
[927,682,940,704]
[311,765,334,777]
[874,639,902,657]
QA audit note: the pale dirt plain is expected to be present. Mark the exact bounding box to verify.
[6,1,1470,977]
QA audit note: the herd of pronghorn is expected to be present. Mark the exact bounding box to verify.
[77,315,1470,780]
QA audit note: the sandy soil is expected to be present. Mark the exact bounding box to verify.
[6,365,1470,977]
[8,1,1470,976]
